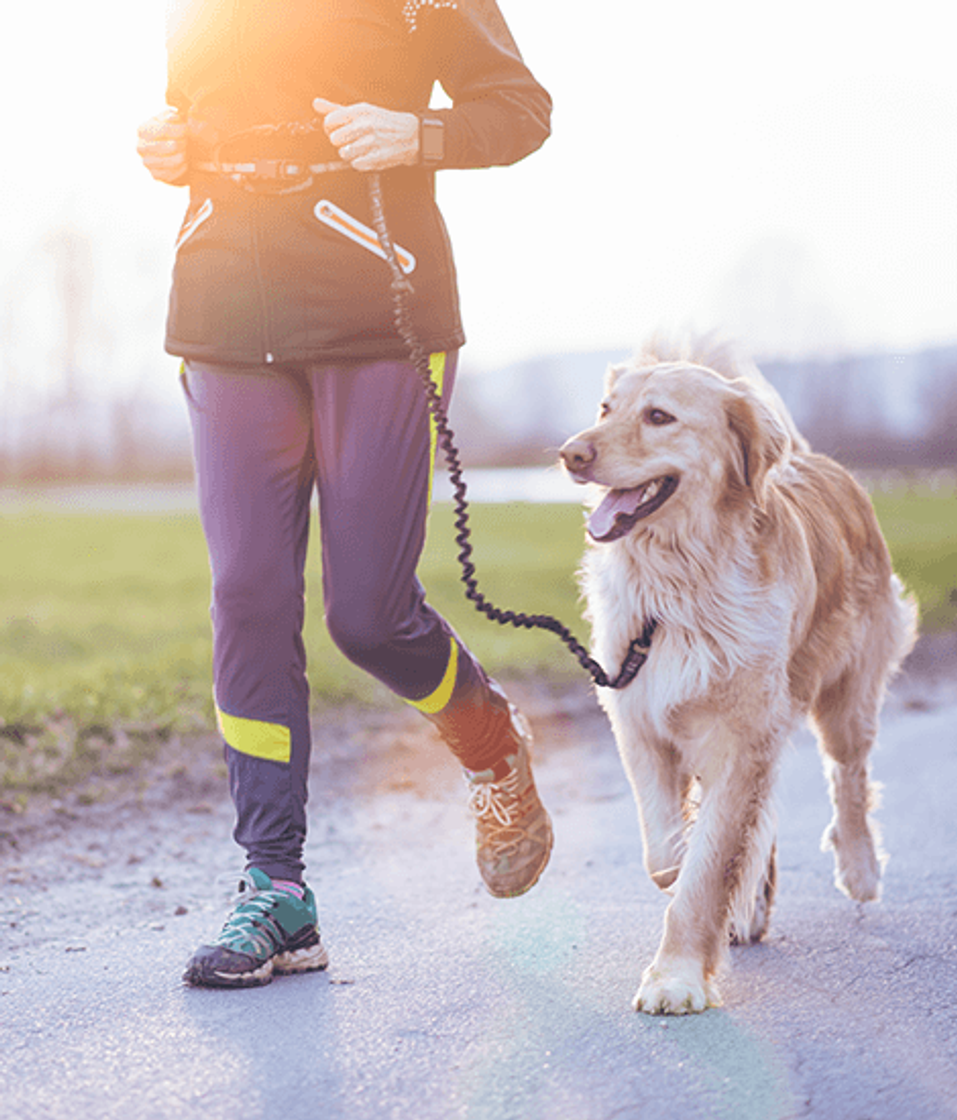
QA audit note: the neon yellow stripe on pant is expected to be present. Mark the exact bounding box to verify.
[407,352,457,716]
[216,705,292,764]
[426,351,447,502]
[406,637,458,715]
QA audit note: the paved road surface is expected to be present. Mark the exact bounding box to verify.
[1,642,956,1120]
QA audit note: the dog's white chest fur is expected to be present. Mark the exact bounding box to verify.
[586,538,792,748]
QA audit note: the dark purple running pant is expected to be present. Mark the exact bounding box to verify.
[182,354,489,881]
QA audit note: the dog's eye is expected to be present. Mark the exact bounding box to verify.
[645,407,676,426]
[599,400,612,419]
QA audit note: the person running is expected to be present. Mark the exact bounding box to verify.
[136,0,554,988]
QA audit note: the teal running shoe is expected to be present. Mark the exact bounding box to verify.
[183,868,329,988]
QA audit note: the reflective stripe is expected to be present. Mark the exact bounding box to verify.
[314,198,417,274]
[406,638,458,715]
[426,351,447,502]
[175,197,213,253]
[216,705,292,763]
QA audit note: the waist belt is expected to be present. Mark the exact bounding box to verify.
[193,157,350,193]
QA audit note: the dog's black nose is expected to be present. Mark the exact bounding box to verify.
[560,438,596,476]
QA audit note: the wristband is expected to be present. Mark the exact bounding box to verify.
[418,115,445,166]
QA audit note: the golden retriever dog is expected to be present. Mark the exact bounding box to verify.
[559,337,917,1015]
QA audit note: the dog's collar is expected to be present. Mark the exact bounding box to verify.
[600,618,658,690]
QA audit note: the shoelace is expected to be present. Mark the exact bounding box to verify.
[468,767,525,825]
[467,770,536,859]
[216,872,286,957]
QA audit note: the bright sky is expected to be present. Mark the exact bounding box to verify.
[2,0,955,379]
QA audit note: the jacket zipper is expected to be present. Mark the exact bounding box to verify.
[249,194,278,365]
[230,0,276,365]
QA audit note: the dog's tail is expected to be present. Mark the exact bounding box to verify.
[888,574,920,678]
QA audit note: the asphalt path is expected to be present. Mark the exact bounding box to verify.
[1,637,956,1120]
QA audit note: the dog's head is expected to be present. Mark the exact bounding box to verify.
[560,360,791,543]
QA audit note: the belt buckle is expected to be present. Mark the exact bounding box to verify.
[253,158,301,179]
[211,127,322,194]
[235,158,313,195]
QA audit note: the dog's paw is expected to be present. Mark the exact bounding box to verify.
[729,901,769,946]
[730,842,777,944]
[650,865,681,892]
[822,823,883,902]
[834,850,882,902]
[632,961,721,1016]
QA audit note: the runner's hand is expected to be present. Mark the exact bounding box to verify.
[313,98,419,171]
[137,109,189,184]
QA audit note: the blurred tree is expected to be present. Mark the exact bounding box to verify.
[45,226,94,407]
[920,362,957,466]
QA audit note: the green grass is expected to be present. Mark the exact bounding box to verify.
[0,487,953,792]
[869,487,957,634]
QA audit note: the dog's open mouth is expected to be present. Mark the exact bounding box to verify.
[587,476,679,542]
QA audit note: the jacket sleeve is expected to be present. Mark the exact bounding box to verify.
[419,0,552,169]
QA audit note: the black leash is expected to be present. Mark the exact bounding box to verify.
[367,173,655,690]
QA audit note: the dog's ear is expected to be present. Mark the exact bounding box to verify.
[604,362,628,392]
[724,393,790,509]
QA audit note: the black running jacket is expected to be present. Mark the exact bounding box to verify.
[163,0,551,365]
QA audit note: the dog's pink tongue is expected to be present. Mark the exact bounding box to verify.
[588,489,642,541]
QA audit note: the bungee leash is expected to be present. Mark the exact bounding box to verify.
[366,173,656,690]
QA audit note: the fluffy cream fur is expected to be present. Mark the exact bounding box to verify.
[560,337,918,1015]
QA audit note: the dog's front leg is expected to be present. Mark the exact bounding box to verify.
[608,714,689,890]
[634,746,690,891]
[633,747,778,1015]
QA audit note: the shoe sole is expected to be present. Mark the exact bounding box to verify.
[184,936,330,989]
[274,940,331,974]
